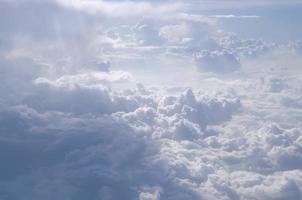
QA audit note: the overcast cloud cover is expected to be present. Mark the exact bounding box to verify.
[1,0,302,199]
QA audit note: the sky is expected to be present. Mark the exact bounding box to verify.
[0,0,302,200]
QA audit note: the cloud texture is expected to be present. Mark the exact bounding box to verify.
[0,0,302,200]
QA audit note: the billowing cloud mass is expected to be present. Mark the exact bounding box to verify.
[0,0,302,200]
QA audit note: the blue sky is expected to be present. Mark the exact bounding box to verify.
[0,1,302,200]
[214,4,302,42]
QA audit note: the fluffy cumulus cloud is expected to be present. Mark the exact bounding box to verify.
[1,0,302,200]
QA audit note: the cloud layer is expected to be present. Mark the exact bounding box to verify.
[0,0,302,200]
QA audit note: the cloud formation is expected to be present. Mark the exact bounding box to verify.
[0,0,302,200]
[194,50,241,73]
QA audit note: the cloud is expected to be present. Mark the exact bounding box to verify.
[176,13,217,25]
[218,36,275,59]
[56,0,181,17]
[0,81,241,200]
[34,71,132,88]
[264,77,285,93]
[210,15,261,19]
[1,51,302,200]
[159,22,216,47]
[194,50,241,73]
[133,19,165,46]
[290,41,302,54]
[113,89,241,139]
[0,0,302,200]
[186,0,302,10]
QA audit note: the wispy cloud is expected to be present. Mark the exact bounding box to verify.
[210,14,261,19]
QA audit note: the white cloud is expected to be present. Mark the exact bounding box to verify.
[1,53,302,200]
[210,15,261,19]
[0,0,302,200]
[34,71,132,89]
[194,50,241,73]
[56,0,181,17]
